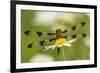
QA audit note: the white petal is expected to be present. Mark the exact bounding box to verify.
[51,45,57,49]
[67,39,76,43]
[44,46,50,51]
[59,44,65,47]
[44,45,57,51]
[63,43,72,47]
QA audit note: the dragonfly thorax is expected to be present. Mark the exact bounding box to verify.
[56,29,63,39]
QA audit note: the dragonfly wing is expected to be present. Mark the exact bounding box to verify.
[81,22,86,26]
[71,34,77,39]
[62,29,67,33]
[27,42,33,48]
[72,25,76,31]
[24,30,30,35]
[47,33,55,36]
[36,32,43,37]
[49,38,56,42]
[39,40,45,46]
[82,33,87,38]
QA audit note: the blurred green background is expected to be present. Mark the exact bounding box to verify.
[21,10,90,63]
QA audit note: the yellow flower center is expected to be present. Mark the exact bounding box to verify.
[54,38,67,46]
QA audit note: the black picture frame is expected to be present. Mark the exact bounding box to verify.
[10,0,97,73]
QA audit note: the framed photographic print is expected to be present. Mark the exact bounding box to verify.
[10,0,97,73]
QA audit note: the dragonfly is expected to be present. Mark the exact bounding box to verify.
[24,22,86,54]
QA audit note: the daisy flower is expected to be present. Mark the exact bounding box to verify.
[44,38,76,51]
[44,38,76,61]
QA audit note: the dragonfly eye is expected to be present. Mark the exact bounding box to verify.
[56,29,62,33]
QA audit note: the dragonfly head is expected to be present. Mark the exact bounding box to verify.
[56,29,63,39]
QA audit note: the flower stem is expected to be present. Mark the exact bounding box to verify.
[61,47,66,61]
